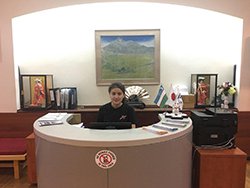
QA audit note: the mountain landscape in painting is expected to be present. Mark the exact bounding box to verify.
[101,38,155,80]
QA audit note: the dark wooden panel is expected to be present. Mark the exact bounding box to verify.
[237,112,250,137]
[80,111,98,124]
[136,111,160,126]
[236,137,250,157]
[236,111,250,157]
[0,112,46,138]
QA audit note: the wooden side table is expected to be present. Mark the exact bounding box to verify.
[193,147,247,188]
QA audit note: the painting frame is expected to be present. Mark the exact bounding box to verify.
[95,29,160,85]
[191,74,218,108]
[20,74,53,110]
[30,76,46,108]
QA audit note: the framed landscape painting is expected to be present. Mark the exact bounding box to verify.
[95,29,160,85]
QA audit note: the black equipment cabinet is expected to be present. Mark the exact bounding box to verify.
[191,108,237,147]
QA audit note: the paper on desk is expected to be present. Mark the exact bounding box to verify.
[164,118,190,123]
[38,120,63,127]
[71,123,84,128]
[39,113,67,121]
[164,112,189,119]
[161,121,188,127]
[143,126,168,135]
[152,123,178,132]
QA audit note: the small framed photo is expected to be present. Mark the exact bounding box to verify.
[20,74,53,110]
[95,29,160,85]
[191,74,218,108]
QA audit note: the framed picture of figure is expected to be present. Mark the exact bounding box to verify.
[20,74,53,110]
[191,74,218,108]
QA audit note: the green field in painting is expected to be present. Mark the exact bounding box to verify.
[101,54,154,79]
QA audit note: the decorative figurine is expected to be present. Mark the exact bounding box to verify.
[197,77,209,105]
[32,78,45,106]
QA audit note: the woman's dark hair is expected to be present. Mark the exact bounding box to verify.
[108,82,125,94]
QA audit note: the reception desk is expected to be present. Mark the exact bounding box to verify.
[34,113,193,188]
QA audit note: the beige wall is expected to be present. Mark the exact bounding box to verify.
[0,0,250,112]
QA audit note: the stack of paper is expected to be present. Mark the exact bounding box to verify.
[38,120,63,127]
[164,112,188,119]
[71,123,84,128]
[164,118,190,123]
[161,118,189,127]
[161,121,187,127]
[39,113,67,121]
[38,113,67,127]
[152,124,178,132]
[143,126,168,135]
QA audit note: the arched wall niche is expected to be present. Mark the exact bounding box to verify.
[12,2,243,107]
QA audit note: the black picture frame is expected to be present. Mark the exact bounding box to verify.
[191,74,218,108]
[20,74,53,110]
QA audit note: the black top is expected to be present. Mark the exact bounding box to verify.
[97,102,137,126]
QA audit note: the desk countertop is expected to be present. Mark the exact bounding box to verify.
[34,113,192,147]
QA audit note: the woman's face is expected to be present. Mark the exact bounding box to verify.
[109,87,124,108]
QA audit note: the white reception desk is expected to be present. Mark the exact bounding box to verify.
[34,113,193,188]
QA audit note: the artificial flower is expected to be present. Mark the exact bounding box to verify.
[217,82,236,96]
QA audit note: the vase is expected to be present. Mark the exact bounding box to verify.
[222,95,229,109]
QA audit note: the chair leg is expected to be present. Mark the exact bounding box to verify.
[13,160,20,179]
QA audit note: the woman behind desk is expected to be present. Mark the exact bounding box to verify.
[97,82,138,128]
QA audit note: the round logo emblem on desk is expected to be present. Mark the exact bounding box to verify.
[95,150,117,169]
